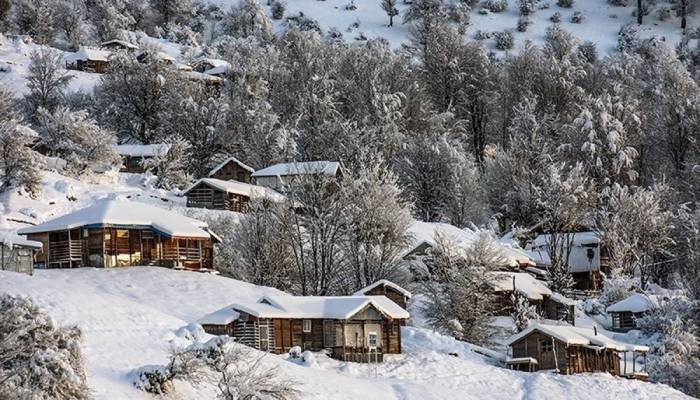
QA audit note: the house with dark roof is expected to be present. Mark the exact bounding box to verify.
[207,156,255,183]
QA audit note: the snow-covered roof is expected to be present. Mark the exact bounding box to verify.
[184,178,286,202]
[352,279,412,298]
[65,47,112,62]
[532,231,600,248]
[488,272,552,301]
[0,232,42,249]
[181,71,223,83]
[113,143,171,157]
[228,295,410,320]
[403,221,533,268]
[100,39,138,50]
[204,65,229,76]
[208,156,255,176]
[196,58,231,69]
[251,161,341,178]
[17,199,214,239]
[198,307,240,325]
[507,323,649,352]
[606,293,658,314]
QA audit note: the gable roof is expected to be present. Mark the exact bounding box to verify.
[65,47,111,62]
[17,199,214,239]
[352,280,412,299]
[207,156,255,176]
[113,143,171,157]
[251,161,340,178]
[228,295,409,320]
[183,178,286,202]
[606,293,658,313]
[488,272,552,301]
[100,39,138,50]
[507,323,649,352]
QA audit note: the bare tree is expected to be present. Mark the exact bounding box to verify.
[25,47,74,117]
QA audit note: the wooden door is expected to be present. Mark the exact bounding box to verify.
[538,338,556,369]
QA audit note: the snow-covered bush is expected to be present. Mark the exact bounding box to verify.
[494,30,514,50]
[657,6,670,21]
[286,12,322,33]
[550,11,561,22]
[519,0,534,15]
[271,0,286,20]
[481,0,508,13]
[517,15,531,32]
[344,0,358,10]
[556,0,573,7]
[474,29,492,40]
[0,295,89,399]
[510,293,539,332]
[599,271,637,306]
[288,346,302,359]
[141,136,192,190]
[578,40,598,63]
[570,11,584,23]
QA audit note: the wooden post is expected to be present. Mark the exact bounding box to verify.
[632,351,636,373]
[552,337,559,373]
[624,351,627,375]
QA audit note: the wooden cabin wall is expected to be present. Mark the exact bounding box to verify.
[210,162,252,183]
[0,245,36,275]
[542,298,575,325]
[186,184,250,212]
[566,347,620,375]
[365,286,408,309]
[511,331,568,371]
[202,322,236,337]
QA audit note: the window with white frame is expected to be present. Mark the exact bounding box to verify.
[367,332,378,349]
[303,319,312,333]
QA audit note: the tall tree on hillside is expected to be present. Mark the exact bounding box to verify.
[25,47,73,118]
[0,85,40,197]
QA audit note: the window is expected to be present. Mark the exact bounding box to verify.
[323,320,334,347]
[303,319,312,333]
[540,340,553,353]
[367,332,378,349]
[259,325,269,351]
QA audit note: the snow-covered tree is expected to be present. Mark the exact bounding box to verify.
[0,295,89,399]
[223,0,273,40]
[381,0,399,27]
[141,136,192,190]
[510,293,539,332]
[24,47,73,118]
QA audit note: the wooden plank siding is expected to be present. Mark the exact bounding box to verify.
[364,286,408,310]
[209,161,252,183]
[186,183,250,213]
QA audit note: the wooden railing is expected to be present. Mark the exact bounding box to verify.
[48,240,82,261]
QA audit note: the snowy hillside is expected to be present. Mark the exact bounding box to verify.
[0,268,692,400]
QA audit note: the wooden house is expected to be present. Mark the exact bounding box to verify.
[0,234,42,275]
[193,58,231,75]
[207,157,255,183]
[113,143,171,173]
[183,178,285,213]
[17,199,220,270]
[489,272,576,325]
[352,280,412,310]
[251,161,342,193]
[65,47,112,73]
[528,231,610,292]
[606,293,657,332]
[506,323,649,379]
[100,39,138,52]
[198,295,409,363]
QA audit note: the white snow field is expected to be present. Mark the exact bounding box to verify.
[0,268,693,400]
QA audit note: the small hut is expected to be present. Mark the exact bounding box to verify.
[207,157,255,183]
[252,161,342,193]
[506,323,649,379]
[488,272,576,325]
[199,295,409,363]
[65,48,112,73]
[100,39,138,52]
[352,280,412,310]
[17,199,220,270]
[193,58,231,74]
[0,234,42,275]
[606,293,657,332]
[183,178,285,213]
[113,143,170,173]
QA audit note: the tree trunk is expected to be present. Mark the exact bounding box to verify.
[389,15,393,27]
[681,0,687,31]
[637,0,643,24]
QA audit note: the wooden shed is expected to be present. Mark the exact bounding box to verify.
[65,47,112,73]
[352,280,412,310]
[100,39,139,52]
[183,178,285,213]
[0,234,42,275]
[113,143,171,173]
[207,156,255,183]
[506,323,649,379]
[199,295,409,363]
[606,293,657,332]
[17,199,219,270]
[252,161,342,193]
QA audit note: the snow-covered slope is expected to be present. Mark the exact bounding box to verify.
[0,268,692,399]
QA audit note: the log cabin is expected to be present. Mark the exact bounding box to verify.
[606,293,658,332]
[17,199,220,270]
[198,295,409,363]
[489,272,576,325]
[528,231,610,292]
[113,143,171,173]
[0,234,42,275]
[100,39,139,52]
[207,156,255,183]
[183,178,285,213]
[352,280,412,310]
[506,323,649,379]
[65,47,112,73]
[251,161,342,193]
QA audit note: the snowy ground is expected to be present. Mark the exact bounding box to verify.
[0,268,692,400]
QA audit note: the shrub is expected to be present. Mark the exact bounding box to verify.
[286,12,322,33]
[494,29,515,50]
[550,11,561,22]
[556,0,573,7]
[481,0,508,13]
[271,1,286,19]
[517,16,531,32]
[519,0,534,15]
[578,40,598,63]
[344,0,357,10]
[657,6,671,21]
[474,30,492,40]
[618,22,639,53]
[570,11,584,23]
